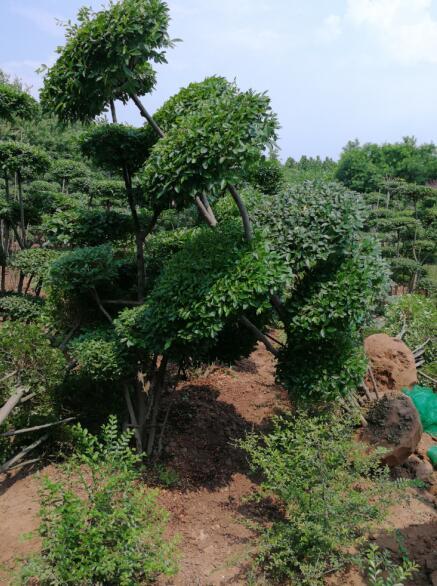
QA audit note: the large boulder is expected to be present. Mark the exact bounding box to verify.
[361,393,423,467]
[364,334,417,394]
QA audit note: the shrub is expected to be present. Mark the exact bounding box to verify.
[20,416,178,585]
[48,244,118,295]
[115,221,290,360]
[359,544,418,586]
[240,414,406,584]
[0,322,66,398]
[0,322,66,461]
[69,328,129,382]
[384,294,436,379]
[0,293,44,322]
[250,157,284,195]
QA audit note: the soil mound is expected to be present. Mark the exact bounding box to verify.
[364,334,417,394]
[361,393,423,467]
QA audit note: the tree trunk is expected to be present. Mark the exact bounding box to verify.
[17,272,24,294]
[0,264,5,293]
[17,172,26,248]
[146,355,168,456]
[109,99,118,123]
[135,233,146,303]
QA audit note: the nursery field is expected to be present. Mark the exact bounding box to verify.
[0,0,436,584]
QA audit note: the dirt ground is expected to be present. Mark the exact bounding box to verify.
[0,343,436,585]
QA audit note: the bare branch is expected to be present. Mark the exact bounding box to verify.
[239,316,279,357]
[0,434,49,474]
[0,386,28,426]
[1,417,76,438]
[130,94,164,138]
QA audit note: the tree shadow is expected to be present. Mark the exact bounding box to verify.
[157,384,260,491]
[0,462,41,498]
[374,516,437,585]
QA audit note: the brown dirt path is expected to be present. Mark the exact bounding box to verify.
[0,343,435,585]
[155,344,290,585]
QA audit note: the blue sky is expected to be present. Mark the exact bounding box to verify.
[1,0,437,160]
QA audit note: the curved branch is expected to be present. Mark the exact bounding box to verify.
[130,93,164,138]
[228,184,253,242]
[239,316,279,357]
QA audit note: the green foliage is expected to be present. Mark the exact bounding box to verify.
[20,417,178,585]
[50,159,90,187]
[10,248,60,281]
[115,221,290,359]
[284,155,337,184]
[0,293,44,322]
[90,179,126,203]
[249,157,284,195]
[251,181,365,275]
[141,84,278,209]
[43,208,133,246]
[384,294,436,378]
[240,414,405,584]
[48,245,118,295]
[0,83,39,122]
[40,0,173,122]
[141,76,235,149]
[81,123,151,174]
[285,239,389,341]
[337,137,437,192]
[249,181,389,404]
[0,141,50,178]
[69,328,129,382]
[143,227,195,286]
[0,322,66,397]
[360,545,418,586]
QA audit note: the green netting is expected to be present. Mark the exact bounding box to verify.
[428,445,437,468]
[403,385,437,436]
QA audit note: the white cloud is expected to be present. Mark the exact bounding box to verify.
[1,58,55,97]
[317,14,342,43]
[11,5,65,38]
[346,0,437,64]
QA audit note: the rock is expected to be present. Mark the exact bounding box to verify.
[364,334,417,394]
[361,394,423,467]
[405,454,434,482]
[416,433,436,461]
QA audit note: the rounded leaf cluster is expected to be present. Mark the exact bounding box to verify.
[0,83,38,121]
[141,76,236,150]
[140,88,278,209]
[81,124,151,174]
[115,221,291,359]
[40,0,173,122]
[69,328,128,382]
[251,181,366,276]
[48,244,118,295]
[0,141,50,178]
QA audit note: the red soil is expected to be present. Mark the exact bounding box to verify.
[0,343,435,585]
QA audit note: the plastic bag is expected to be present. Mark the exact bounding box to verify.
[403,385,437,436]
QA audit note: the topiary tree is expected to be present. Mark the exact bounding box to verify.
[40,0,389,457]
[40,0,175,125]
[0,83,38,123]
[50,159,90,194]
[0,141,50,249]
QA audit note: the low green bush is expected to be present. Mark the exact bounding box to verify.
[385,294,436,379]
[0,293,44,322]
[240,413,407,585]
[20,416,178,585]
